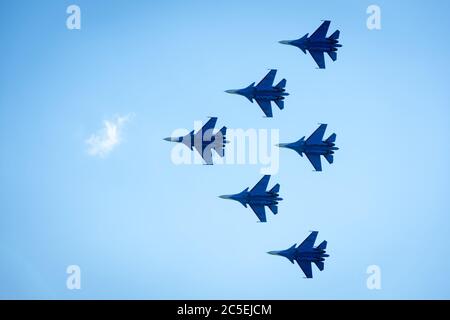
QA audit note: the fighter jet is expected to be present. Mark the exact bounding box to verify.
[279,20,342,69]
[163,117,228,165]
[219,175,282,222]
[268,231,329,279]
[277,124,338,172]
[225,69,289,118]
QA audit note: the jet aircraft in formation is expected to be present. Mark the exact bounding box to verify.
[165,20,342,279]
[225,69,289,118]
[219,175,282,223]
[279,20,342,69]
[277,124,338,172]
[268,231,329,278]
[164,117,228,165]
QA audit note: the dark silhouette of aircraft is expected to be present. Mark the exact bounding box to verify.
[268,231,329,278]
[279,20,342,69]
[225,69,289,117]
[219,175,282,222]
[164,117,228,165]
[277,124,338,172]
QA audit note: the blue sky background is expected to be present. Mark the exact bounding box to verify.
[1,0,450,299]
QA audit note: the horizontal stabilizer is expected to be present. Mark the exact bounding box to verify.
[268,204,278,215]
[214,126,227,157]
[324,154,334,164]
[325,133,336,143]
[218,126,227,138]
[327,51,337,61]
[274,99,284,110]
[269,183,280,194]
[275,79,287,89]
[316,240,327,251]
[328,30,340,40]
[314,261,325,271]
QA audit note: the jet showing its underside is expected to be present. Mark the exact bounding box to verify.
[268,231,329,278]
[279,20,342,69]
[277,124,338,172]
[226,69,289,118]
[164,117,228,165]
[219,175,282,222]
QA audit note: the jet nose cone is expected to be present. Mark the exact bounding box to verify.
[219,195,232,199]
[225,89,239,95]
[267,251,280,256]
[164,137,180,143]
[276,143,289,148]
[279,40,292,45]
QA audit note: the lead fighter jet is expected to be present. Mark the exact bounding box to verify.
[225,69,289,118]
[164,117,228,165]
[279,20,342,69]
[277,124,338,172]
[219,175,282,223]
[268,231,329,279]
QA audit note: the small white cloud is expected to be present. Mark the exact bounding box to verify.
[85,114,133,157]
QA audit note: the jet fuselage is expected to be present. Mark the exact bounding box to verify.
[166,132,223,150]
[286,36,342,54]
[220,189,282,207]
[226,85,289,103]
[268,247,329,263]
[278,139,338,157]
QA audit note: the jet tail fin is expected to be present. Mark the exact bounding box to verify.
[325,133,336,144]
[274,99,284,110]
[317,240,327,251]
[268,204,278,215]
[327,51,337,61]
[324,154,334,164]
[275,79,287,89]
[328,30,340,40]
[269,183,280,194]
[314,261,325,271]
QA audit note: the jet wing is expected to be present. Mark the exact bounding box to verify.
[297,231,318,251]
[249,204,267,222]
[305,153,322,171]
[306,124,327,144]
[194,143,214,165]
[310,20,330,40]
[196,117,218,142]
[309,50,326,69]
[256,69,277,89]
[250,175,271,194]
[255,99,273,118]
[296,259,313,278]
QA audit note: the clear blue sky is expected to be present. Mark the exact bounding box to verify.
[1,0,450,299]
